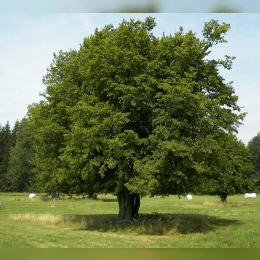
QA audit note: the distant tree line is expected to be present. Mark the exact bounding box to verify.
[0,118,97,197]
[0,118,41,193]
[0,120,20,191]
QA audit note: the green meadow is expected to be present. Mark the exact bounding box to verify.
[0,193,259,248]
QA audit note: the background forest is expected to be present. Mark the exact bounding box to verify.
[1,116,260,195]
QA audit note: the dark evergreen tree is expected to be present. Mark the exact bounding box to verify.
[0,121,13,191]
[0,125,5,190]
[11,120,20,147]
[6,118,39,192]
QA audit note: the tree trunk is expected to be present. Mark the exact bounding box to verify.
[117,190,140,221]
[52,190,59,199]
[132,193,140,218]
[220,193,227,203]
[87,193,97,199]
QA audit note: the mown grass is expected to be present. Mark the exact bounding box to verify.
[0,193,259,248]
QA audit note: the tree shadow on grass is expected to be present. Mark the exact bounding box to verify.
[59,212,242,236]
[159,213,241,234]
[98,198,118,202]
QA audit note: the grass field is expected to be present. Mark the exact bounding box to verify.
[0,193,259,248]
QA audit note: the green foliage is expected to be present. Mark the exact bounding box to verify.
[247,132,260,191]
[195,134,256,202]
[0,121,19,191]
[28,17,250,207]
[6,118,40,192]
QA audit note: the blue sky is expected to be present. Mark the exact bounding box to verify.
[1,0,259,13]
[0,13,259,146]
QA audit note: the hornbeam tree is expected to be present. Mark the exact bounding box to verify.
[28,17,251,221]
[247,133,260,192]
[193,133,255,202]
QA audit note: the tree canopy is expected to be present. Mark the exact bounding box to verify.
[6,118,39,193]
[247,133,260,191]
[0,120,19,191]
[28,17,254,221]
[194,133,256,202]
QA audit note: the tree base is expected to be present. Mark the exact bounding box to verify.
[117,191,140,221]
[112,218,139,224]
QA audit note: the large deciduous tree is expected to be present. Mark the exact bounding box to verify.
[247,133,260,192]
[28,17,251,221]
[194,133,255,202]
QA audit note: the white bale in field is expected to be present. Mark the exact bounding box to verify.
[245,193,256,198]
[0,200,1,208]
[187,194,192,200]
[29,193,36,198]
[251,193,256,198]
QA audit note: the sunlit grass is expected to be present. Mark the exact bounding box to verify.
[9,213,62,224]
[10,197,93,202]
[1,193,259,247]
[203,200,251,207]
[8,211,216,236]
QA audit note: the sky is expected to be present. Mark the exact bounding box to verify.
[0,13,259,147]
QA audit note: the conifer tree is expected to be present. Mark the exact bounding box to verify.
[6,118,39,192]
[0,121,15,191]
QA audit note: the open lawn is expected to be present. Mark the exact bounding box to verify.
[0,193,259,248]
